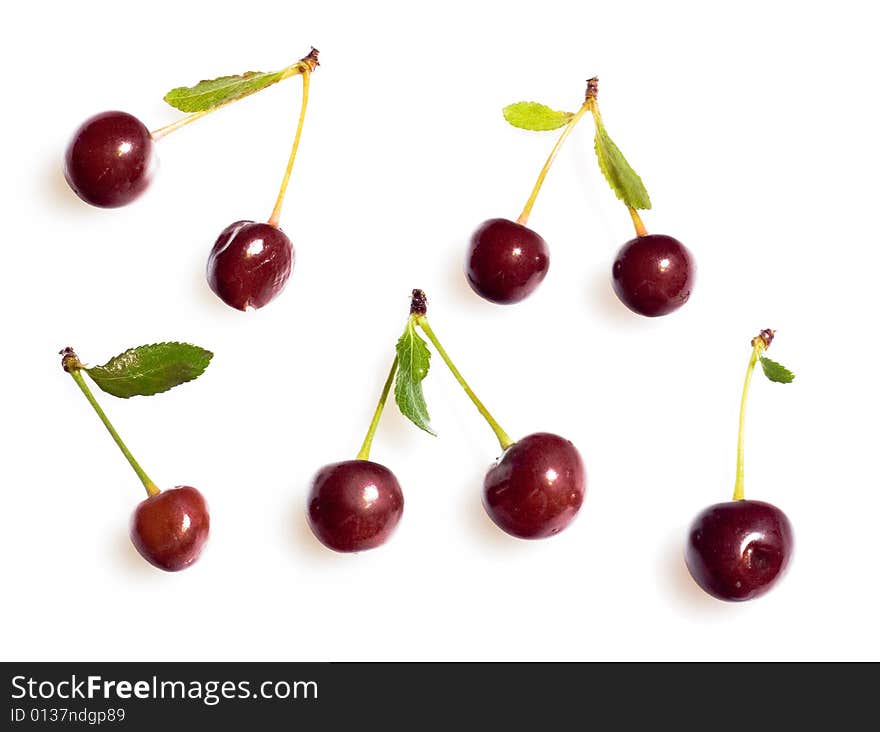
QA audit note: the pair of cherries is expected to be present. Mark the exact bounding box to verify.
[466,78,694,316]
[467,218,694,317]
[65,112,293,312]
[307,292,587,552]
[63,47,320,312]
[308,432,586,551]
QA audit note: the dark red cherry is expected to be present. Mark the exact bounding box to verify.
[207,221,293,311]
[64,111,155,208]
[611,234,695,317]
[685,500,793,602]
[130,486,210,572]
[307,460,404,552]
[466,218,550,304]
[483,432,585,539]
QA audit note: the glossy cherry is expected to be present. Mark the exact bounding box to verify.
[611,234,695,317]
[64,111,155,208]
[130,486,210,572]
[686,500,793,602]
[466,218,550,304]
[483,432,585,539]
[206,220,293,311]
[307,460,404,552]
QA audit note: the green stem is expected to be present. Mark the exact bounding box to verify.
[733,344,761,501]
[150,108,213,142]
[68,369,160,497]
[268,68,311,228]
[415,317,514,451]
[356,356,399,461]
[516,102,591,225]
[586,97,603,128]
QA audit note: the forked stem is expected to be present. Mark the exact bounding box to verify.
[517,103,591,225]
[356,356,399,461]
[415,317,514,451]
[268,67,312,228]
[150,50,318,143]
[61,350,159,497]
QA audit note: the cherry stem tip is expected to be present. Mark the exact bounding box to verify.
[300,47,320,71]
[752,329,775,350]
[586,77,599,102]
[410,289,428,316]
[60,347,84,372]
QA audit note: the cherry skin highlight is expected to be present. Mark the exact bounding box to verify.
[611,234,695,317]
[64,111,155,208]
[685,500,793,601]
[307,460,404,553]
[483,432,585,539]
[130,486,210,572]
[207,221,293,311]
[466,218,550,304]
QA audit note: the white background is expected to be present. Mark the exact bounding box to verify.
[2,0,877,661]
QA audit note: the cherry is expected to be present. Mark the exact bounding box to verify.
[307,460,404,552]
[206,221,293,311]
[64,111,155,208]
[407,291,588,540]
[685,500,793,601]
[611,234,695,317]
[203,51,317,311]
[60,347,211,572]
[130,486,210,572]
[466,218,550,304]
[465,84,597,305]
[483,432,585,539]
[684,330,796,601]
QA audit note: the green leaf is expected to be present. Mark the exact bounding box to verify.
[164,69,288,113]
[759,356,795,384]
[502,101,574,131]
[594,123,652,210]
[86,343,213,398]
[394,320,436,435]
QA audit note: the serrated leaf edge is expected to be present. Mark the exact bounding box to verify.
[759,356,795,384]
[163,70,284,112]
[86,342,213,398]
[502,101,574,132]
[394,323,436,436]
[593,125,652,210]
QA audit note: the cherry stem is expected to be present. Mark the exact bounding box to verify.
[415,317,514,451]
[733,335,770,501]
[64,359,160,498]
[268,68,311,228]
[150,52,317,143]
[628,207,648,237]
[517,103,591,226]
[356,356,399,461]
[150,109,212,142]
